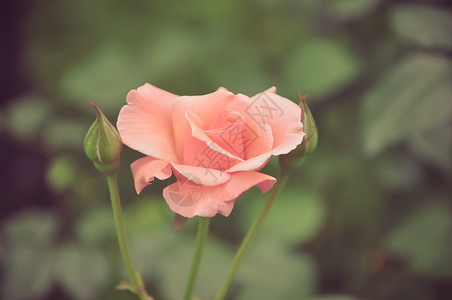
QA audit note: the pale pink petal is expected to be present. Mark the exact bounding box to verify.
[183,124,242,172]
[171,90,237,159]
[170,162,231,186]
[204,109,249,160]
[246,91,304,155]
[133,83,179,112]
[225,152,272,173]
[131,157,172,194]
[223,94,274,160]
[173,214,188,231]
[216,87,232,93]
[163,171,276,218]
[185,111,244,161]
[118,85,180,162]
[264,86,277,94]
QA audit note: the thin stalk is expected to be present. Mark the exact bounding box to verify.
[213,173,289,300]
[183,217,211,300]
[106,172,153,300]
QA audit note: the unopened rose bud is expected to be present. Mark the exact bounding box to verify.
[84,100,122,174]
[279,93,318,173]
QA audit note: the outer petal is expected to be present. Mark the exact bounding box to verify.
[170,162,231,186]
[245,91,304,155]
[117,84,180,162]
[225,152,272,173]
[163,171,276,218]
[131,156,172,194]
[264,86,277,94]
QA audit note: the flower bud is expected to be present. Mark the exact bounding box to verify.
[84,100,122,174]
[279,93,318,173]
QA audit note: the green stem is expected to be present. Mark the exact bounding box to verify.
[106,172,153,300]
[183,217,211,300]
[213,172,289,300]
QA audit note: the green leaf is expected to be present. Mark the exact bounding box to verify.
[362,53,452,156]
[326,0,382,21]
[128,226,176,281]
[2,95,51,140]
[308,296,357,300]
[0,212,59,299]
[283,39,360,99]
[391,5,452,49]
[153,228,233,300]
[54,244,111,300]
[239,187,325,248]
[0,246,54,300]
[75,206,115,246]
[123,196,171,235]
[42,118,88,151]
[46,155,78,192]
[2,211,57,247]
[409,127,452,170]
[386,202,452,277]
[57,43,148,116]
[237,243,316,299]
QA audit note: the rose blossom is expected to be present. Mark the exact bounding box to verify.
[117,84,304,218]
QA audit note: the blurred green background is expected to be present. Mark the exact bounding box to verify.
[1,0,451,299]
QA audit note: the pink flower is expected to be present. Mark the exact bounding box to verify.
[117,84,304,218]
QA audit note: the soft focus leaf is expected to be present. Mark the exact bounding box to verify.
[2,95,51,140]
[308,296,357,300]
[76,206,115,246]
[57,44,148,115]
[409,127,452,170]
[326,0,382,20]
[386,203,452,276]
[0,212,58,299]
[128,226,177,282]
[237,242,316,299]
[124,196,171,234]
[391,5,452,49]
[154,229,233,300]
[240,188,325,248]
[2,211,57,247]
[283,39,360,99]
[0,246,53,300]
[54,244,111,300]
[42,118,89,151]
[362,53,452,156]
[46,155,78,192]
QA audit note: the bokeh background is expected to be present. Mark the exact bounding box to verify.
[1,0,451,299]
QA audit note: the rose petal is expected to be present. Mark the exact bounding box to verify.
[131,156,172,194]
[170,162,231,186]
[224,94,274,160]
[173,213,188,231]
[264,86,277,94]
[185,111,244,161]
[246,91,304,155]
[171,90,236,159]
[118,84,180,162]
[225,152,272,173]
[163,171,276,218]
[216,87,231,93]
[184,123,241,173]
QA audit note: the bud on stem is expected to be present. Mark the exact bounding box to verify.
[279,93,318,173]
[84,101,122,174]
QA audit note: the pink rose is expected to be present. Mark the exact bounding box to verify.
[117,84,304,218]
